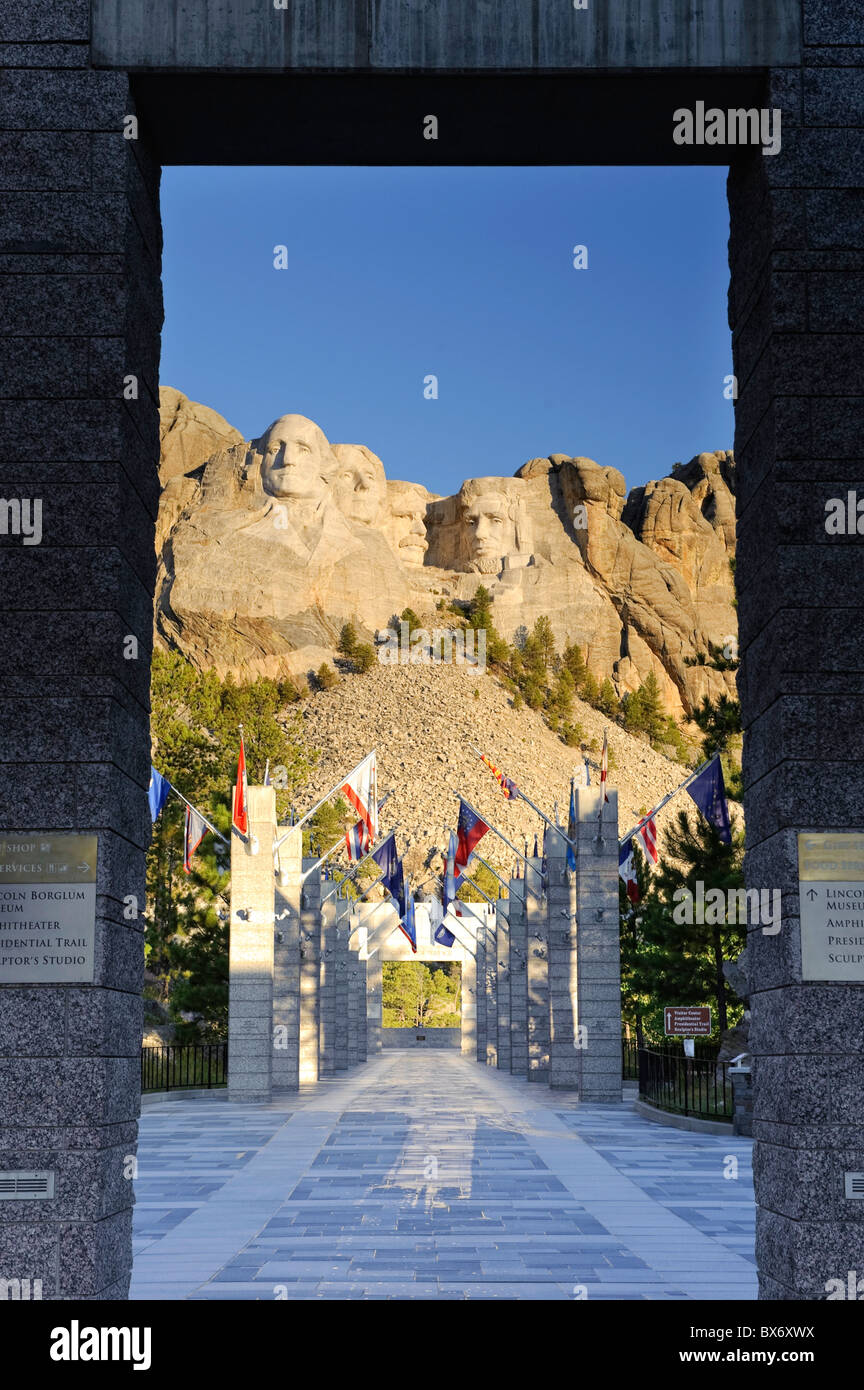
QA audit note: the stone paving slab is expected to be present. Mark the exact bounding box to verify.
[131,1052,757,1301]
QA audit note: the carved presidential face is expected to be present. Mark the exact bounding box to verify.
[463,491,517,573]
[332,445,387,525]
[385,482,429,566]
[259,415,338,502]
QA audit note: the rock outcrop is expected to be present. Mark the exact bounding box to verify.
[154,392,737,716]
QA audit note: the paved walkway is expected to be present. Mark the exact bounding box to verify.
[131,1052,757,1300]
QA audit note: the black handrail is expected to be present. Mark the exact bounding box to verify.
[141,1043,228,1093]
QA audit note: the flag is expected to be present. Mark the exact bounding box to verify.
[455,800,489,875]
[442,830,460,913]
[600,730,609,803]
[479,751,519,799]
[686,755,732,844]
[345,817,372,862]
[263,759,271,787]
[434,922,456,948]
[619,837,640,904]
[399,885,417,954]
[232,734,248,836]
[184,803,208,874]
[636,815,659,864]
[341,751,378,842]
[148,767,171,823]
[372,833,404,914]
[532,833,539,858]
[566,779,577,876]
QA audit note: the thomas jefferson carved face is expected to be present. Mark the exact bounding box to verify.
[385,481,429,566]
[259,415,338,502]
[332,445,387,525]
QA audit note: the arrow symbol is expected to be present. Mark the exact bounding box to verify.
[806,887,818,900]
[77,861,90,872]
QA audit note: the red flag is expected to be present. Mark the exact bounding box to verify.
[600,730,609,803]
[479,751,519,799]
[232,734,248,836]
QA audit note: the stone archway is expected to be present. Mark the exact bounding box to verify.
[1,0,862,1302]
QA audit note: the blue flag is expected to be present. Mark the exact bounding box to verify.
[148,767,171,822]
[399,886,417,954]
[372,832,405,912]
[686,756,732,844]
[434,922,456,949]
[566,779,577,875]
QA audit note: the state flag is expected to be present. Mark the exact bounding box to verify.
[184,803,208,874]
[232,734,248,836]
[434,922,456,949]
[399,886,417,954]
[341,751,378,842]
[686,755,732,844]
[455,800,489,876]
[479,752,519,800]
[619,837,640,904]
[600,729,609,803]
[148,767,171,823]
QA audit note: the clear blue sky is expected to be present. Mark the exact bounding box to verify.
[161,165,733,496]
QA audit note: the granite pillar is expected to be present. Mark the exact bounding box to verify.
[228,786,276,1102]
[730,32,864,1297]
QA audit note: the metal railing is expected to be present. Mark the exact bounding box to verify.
[636,1044,732,1121]
[141,1043,228,1093]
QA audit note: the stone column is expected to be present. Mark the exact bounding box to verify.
[334,895,351,1071]
[346,911,365,1066]
[508,877,528,1076]
[545,792,621,1096]
[570,788,621,1100]
[495,901,512,1072]
[364,905,383,1056]
[228,787,276,1102]
[473,909,486,1063]
[456,917,477,1058]
[0,8,162,1300]
[485,911,498,1067]
[318,884,337,1077]
[525,855,549,1082]
[272,827,301,1091]
[298,857,321,1083]
[729,39,864,1298]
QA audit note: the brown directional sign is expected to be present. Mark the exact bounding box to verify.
[664,1006,711,1036]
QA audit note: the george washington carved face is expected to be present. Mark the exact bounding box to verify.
[259,415,338,503]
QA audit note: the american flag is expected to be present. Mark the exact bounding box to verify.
[636,815,658,864]
[479,751,519,800]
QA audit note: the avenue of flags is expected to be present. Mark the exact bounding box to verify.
[150,727,732,940]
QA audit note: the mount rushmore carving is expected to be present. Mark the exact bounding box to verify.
[155,389,737,716]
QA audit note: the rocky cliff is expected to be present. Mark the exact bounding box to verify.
[154,389,737,718]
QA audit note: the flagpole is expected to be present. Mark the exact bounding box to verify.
[469,745,573,843]
[167,784,229,845]
[441,870,498,911]
[474,854,510,893]
[450,797,544,889]
[618,755,716,846]
[273,749,377,850]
